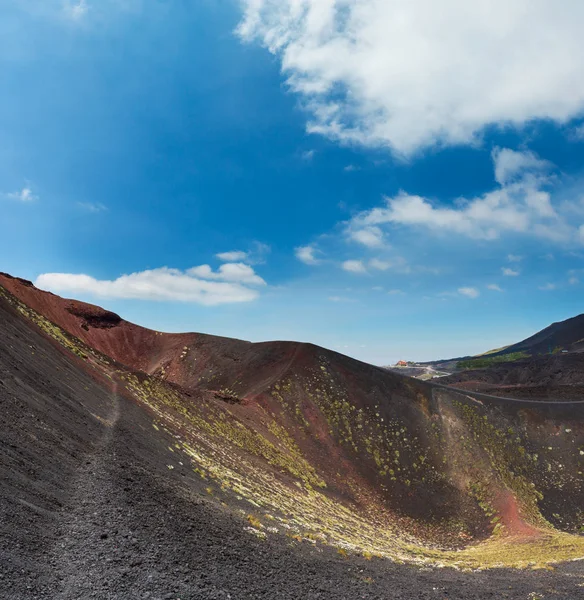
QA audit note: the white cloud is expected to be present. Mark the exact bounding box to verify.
[328,295,355,303]
[342,259,367,274]
[216,242,270,264]
[458,287,480,299]
[35,266,265,306]
[345,148,573,243]
[369,258,391,271]
[487,284,503,292]
[344,164,360,172]
[301,149,316,161]
[78,202,107,213]
[216,250,248,262]
[492,148,550,186]
[387,289,404,295]
[539,282,556,291]
[348,226,385,248]
[569,276,579,285]
[238,1,584,156]
[6,186,37,202]
[502,268,520,276]
[295,245,320,265]
[580,225,584,243]
[64,0,89,20]
[188,262,266,286]
[507,254,523,262]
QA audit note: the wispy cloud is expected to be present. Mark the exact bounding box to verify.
[216,250,248,262]
[78,202,107,213]
[5,186,38,202]
[502,268,520,277]
[458,287,480,299]
[568,123,584,141]
[507,254,523,262]
[295,245,321,265]
[487,284,503,292]
[342,260,367,274]
[539,282,556,291]
[493,148,550,185]
[216,242,270,265]
[301,149,316,161]
[35,264,266,306]
[368,258,392,271]
[238,2,584,156]
[344,165,361,172]
[348,226,385,248]
[64,0,89,21]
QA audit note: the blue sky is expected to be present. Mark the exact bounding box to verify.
[3,1,584,364]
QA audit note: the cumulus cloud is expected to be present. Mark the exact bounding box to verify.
[35,265,266,306]
[502,268,520,277]
[188,263,266,286]
[342,260,367,274]
[539,282,556,291]
[507,254,523,262]
[458,287,480,299]
[295,245,320,265]
[216,250,248,262]
[348,226,385,248]
[6,186,37,202]
[238,1,584,156]
[487,284,503,292]
[345,148,575,243]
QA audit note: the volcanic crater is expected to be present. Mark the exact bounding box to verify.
[2,272,584,599]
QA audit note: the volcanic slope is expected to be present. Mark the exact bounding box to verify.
[494,313,584,356]
[2,274,584,590]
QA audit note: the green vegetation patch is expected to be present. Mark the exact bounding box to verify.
[457,352,530,371]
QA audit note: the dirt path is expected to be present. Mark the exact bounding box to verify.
[47,379,124,599]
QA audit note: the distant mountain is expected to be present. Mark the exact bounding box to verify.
[422,313,584,372]
[492,314,584,356]
[439,314,584,400]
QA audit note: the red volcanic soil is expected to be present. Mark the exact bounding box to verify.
[0,272,202,376]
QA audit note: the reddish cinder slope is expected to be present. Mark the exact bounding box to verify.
[0,273,203,375]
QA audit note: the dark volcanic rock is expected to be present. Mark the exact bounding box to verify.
[66,301,122,329]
